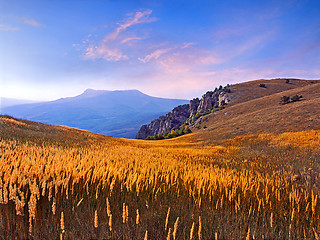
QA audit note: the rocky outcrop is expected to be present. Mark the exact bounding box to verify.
[136,85,232,139]
[197,91,220,113]
[189,98,200,116]
[136,104,190,139]
[187,89,231,123]
[218,91,230,106]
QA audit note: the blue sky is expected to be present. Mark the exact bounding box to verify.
[1,0,319,101]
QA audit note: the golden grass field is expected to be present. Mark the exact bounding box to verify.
[0,114,319,239]
[0,79,319,239]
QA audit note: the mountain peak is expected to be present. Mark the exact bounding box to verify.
[79,88,111,98]
[79,89,148,99]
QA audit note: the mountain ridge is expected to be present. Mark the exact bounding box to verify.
[1,89,188,138]
[136,78,320,140]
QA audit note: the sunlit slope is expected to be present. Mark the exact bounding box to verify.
[0,115,120,146]
[227,78,318,105]
[188,80,320,144]
[0,114,320,239]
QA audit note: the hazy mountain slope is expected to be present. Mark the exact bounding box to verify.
[0,97,39,108]
[185,79,320,144]
[1,89,188,138]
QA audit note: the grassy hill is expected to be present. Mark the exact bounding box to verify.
[0,79,319,239]
[186,78,320,144]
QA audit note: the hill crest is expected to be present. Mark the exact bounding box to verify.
[136,78,320,141]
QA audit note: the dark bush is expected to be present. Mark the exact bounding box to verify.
[156,134,164,140]
[220,99,226,106]
[184,127,192,134]
[224,87,231,93]
[291,94,302,102]
[259,83,266,88]
[145,135,156,140]
[280,96,290,105]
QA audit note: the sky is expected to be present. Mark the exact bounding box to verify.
[1,0,320,101]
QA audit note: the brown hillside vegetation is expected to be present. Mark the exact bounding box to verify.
[0,79,319,239]
[227,78,318,105]
[188,79,320,144]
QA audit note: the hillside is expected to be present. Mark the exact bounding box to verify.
[136,78,319,141]
[1,89,188,138]
[186,79,320,143]
[0,115,115,146]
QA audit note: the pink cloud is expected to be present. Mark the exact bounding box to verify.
[23,18,42,27]
[181,42,196,49]
[138,48,172,63]
[120,36,142,44]
[116,10,155,34]
[103,9,155,42]
[83,9,155,62]
[85,45,128,61]
[157,47,221,74]
[138,41,221,70]
[0,24,19,31]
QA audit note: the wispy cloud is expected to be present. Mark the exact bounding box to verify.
[85,45,128,61]
[138,47,172,63]
[113,9,156,39]
[120,36,141,44]
[181,42,196,49]
[23,18,42,27]
[83,9,155,62]
[138,42,222,75]
[0,24,19,31]
[0,17,42,31]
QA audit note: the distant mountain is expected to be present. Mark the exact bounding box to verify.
[1,89,188,138]
[0,97,39,108]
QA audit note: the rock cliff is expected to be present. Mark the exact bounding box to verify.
[136,85,231,139]
[136,104,190,139]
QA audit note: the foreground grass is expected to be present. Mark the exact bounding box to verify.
[0,118,319,239]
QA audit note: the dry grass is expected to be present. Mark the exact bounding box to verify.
[0,115,319,239]
[190,80,320,144]
[227,78,319,106]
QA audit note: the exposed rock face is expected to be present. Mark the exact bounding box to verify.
[218,91,230,106]
[197,91,220,113]
[136,125,153,140]
[189,98,200,116]
[136,104,190,139]
[136,86,232,139]
[187,90,231,122]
